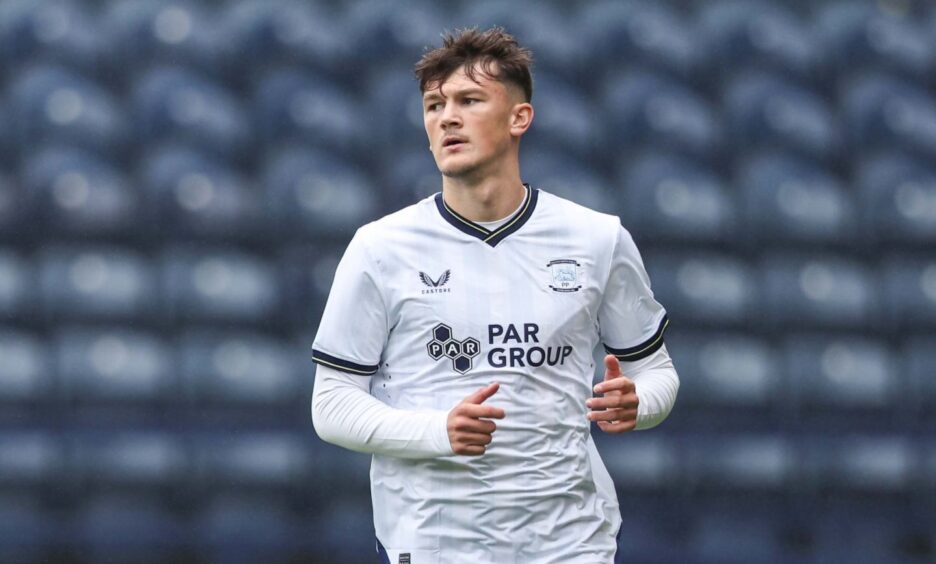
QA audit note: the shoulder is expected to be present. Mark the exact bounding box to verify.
[535,189,623,241]
[354,195,435,244]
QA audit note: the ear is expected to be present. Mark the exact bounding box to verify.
[509,102,534,137]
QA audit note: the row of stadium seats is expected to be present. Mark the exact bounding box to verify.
[3,146,935,247]
[2,62,935,169]
[2,0,935,88]
[1,326,935,421]
[2,430,935,496]
[2,246,935,330]
[0,491,932,563]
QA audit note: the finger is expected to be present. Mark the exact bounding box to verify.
[456,432,493,446]
[603,355,622,380]
[457,444,486,456]
[453,417,497,434]
[587,408,638,422]
[594,375,635,395]
[586,395,638,410]
[598,419,637,434]
[462,382,500,405]
[458,404,505,420]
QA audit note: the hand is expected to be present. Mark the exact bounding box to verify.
[447,382,506,455]
[587,355,639,433]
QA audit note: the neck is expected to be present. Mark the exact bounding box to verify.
[441,162,525,223]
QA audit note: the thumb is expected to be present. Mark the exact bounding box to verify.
[463,382,500,405]
[603,355,622,380]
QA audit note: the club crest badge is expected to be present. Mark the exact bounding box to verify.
[548,259,583,292]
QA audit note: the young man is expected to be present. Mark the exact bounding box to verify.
[311,27,678,563]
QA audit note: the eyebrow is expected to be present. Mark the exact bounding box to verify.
[423,88,487,102]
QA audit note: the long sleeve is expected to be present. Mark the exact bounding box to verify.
[621,343,680,430]
[311,364,454,459]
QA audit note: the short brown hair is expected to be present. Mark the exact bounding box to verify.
[414,27,534,102]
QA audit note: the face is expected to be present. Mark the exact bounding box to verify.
[422,64,531,180]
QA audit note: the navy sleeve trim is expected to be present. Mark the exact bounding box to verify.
[312,349,379,375]
[603,314,669,362]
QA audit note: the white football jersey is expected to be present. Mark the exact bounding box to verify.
[312,185,668,563]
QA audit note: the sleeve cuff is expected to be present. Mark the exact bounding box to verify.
[312,348,379,375]
[603,314,669,362]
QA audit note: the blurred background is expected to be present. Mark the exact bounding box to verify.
[0,0,934,562]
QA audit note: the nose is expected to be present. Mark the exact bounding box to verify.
[440,102,461,129]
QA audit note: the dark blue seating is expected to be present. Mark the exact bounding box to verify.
[194,431,312,494]
[102,0,218,82]
[784,335,896,412]
[69,494,189,563]
[252,67,365,157]
[0,329,51,403]
[141,146,264,242]
[843,73,936,162]
[761,254,879,330]
[0,250,34,321]
[905,337,936,415]
[882,256,936,330]
[195,494,299,563]
[55,327,176,404]
[685,435,794,492]
[279,243,344,331]
[666,332,778,411]
[521,148,616,214]
[22,148,139,238]
[9,65,129,161]
[38,246,157,322]
[133,66,252,163]
[520,71,599,161]
[0,0,104,76]
[380,150,441,209]
[737,152,856,248]
[696,1,821,84]
[803,436,913,494]
[0,494,58,562]
[179,331,304,406]
[162,247,279,325]
[601,70,723,163]
[579,0,700,83]
[816,2,933,83]
[686,496,794,563]
[619,151,738,245]
[68,430,188,491]
[0,432,62,491]
[644,251,757,327]
[593,433,677,490]
[857,152,936,247]
[367,65,433,162]
[309,498,377,563]
[724,72,840,162]
[342,0,449,70]
[0,173,21,234]
[806,497,918,563]
[263,147,379,240]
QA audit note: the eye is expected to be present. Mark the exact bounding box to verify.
[426,102,441,112]
[463,98,478,105]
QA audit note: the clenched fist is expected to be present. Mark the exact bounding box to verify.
[587,355,639,433]
[447,382,506,455]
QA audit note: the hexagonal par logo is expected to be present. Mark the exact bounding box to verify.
[426,323,481,374]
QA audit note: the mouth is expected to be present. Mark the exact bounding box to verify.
[441,137,467,150]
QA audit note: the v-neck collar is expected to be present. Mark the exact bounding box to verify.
[434,183,539,247]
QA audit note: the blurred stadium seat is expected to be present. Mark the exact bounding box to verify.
[0,249,34,321]
[252,67,366,158]
[601,69,723,163]
[882,256,936,331]
[816,2,934,84]
[380,150,442,209]
[366,64,431,163]
[784,335,896,414]
[685,435,794,492]
[194,432,312,495]
[842,72,936,162]
[55,327,176,404]
[343,0,449,69]
[132,66,252,163]
[696,1,821,85]
[723,71,840,162]
[0,494,58,563]
[806,497,920,563]
[619,151,738,245]
[8,65,129,161]
[686,496,795,563]
[161,247,279,325]
[520,71,600,161]
[521,148,615,214]
[68,430,188,492]
[761,253,879,330]
[141,146,265,242]
[803,436,913,494]
[263,146,379,240]
[579,0,700,84]
[101,0,218,82]
[38,245,157,322]
[0,173,21,235]
[179,330,304,406]
[645,251,757,327]
[857,152,936,247]
[593,433,677,491]
[0,330,51,404]
[22,148,139,238]
[0,0,104,76]
[0,431,62,492]
[194,494,299,563]
[737,152,857,248]
[310,498,378,563]
[279,243,343,332]
[905,337,936,417]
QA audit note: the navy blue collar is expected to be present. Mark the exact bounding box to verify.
[434,184,539,247]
